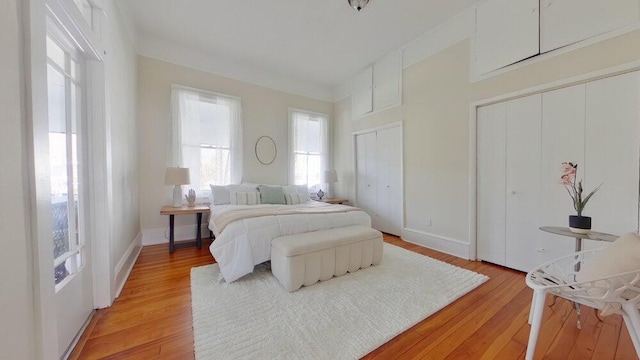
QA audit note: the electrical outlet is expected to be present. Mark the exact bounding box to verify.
[425,218,432,226]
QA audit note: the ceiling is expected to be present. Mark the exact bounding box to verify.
[116,0,479,100]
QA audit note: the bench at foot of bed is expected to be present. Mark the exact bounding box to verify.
[270,225,383,292]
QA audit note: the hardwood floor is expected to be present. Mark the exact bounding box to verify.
[70,234,637,359]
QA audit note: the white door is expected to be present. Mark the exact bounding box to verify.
[375,126,403,236]
[585,71,640,237]
[505,94,542,272]
[476,102,507,266]
[356,132,377,222]
[540,0,638,53]
[373,51,402,110]
[539,84,586,263]
[475,0,539,75]
[46,33,94,357]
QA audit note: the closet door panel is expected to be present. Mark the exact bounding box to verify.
[505,94,542,272]
[356,134,375,222]
[475,0,539,75]
[540,0,639,53]
[376,126,403,235]
[477,102,507,265]
[353,66,373,118]
[539,84,586,263]
[585,71,640,236]
[373,51,402,110]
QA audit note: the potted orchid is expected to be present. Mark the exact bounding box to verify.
[560,162,602,233]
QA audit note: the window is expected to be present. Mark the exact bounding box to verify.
[46,35,86,290]
[289,109,329,190]
[171,86,243,199]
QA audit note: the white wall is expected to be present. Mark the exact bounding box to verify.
[0,0,36,358]
[334,27,640,258]
[104,0,141,284]
[137,56,334,243]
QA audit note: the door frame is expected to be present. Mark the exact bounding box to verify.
[352,121,404,234]
[24,0,111,357]
[468,58,640,262]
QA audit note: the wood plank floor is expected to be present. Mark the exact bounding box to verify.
[70,234,638,359]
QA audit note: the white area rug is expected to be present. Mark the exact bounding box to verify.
[190,243,488,360]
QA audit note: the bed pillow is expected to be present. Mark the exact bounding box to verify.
[210,185,231,205]
[233,191,261,205]
[283,184,311,203]
[576,232,640,315]
[228,185,261,205]
[284,193,303,205]
[258,185,286,204]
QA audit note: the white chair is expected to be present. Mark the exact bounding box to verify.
[525,248,640,360]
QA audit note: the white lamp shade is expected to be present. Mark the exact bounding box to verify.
[322,170,338,183]
[165,167,190,185]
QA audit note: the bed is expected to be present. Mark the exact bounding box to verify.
[208,202,372,282]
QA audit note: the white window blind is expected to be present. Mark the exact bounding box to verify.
[289,109,328,190]
[170,85,243,198]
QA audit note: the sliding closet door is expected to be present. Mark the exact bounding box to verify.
[477,102,507,266]
[356,132,378,224]
[538,84,586,263]
[505,95,541,272]
[585,72,640,238]
[376,126,403,236]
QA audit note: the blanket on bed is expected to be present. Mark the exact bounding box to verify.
[211,203,360,234]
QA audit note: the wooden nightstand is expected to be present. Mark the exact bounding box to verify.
[160,205,210,253]
[317,198,349,204]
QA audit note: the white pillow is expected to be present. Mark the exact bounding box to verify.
[228,185,261,205]
[576,232,640,315]
[284,193,302,205]
[234,191,261,205]
[210,185,231,205]
[283,184,311,203]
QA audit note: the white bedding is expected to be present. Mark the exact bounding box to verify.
[208,202,371,282]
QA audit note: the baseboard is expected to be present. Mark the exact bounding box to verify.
[402,228,471,259]
[142,224,210,246]
[114,232,142,298]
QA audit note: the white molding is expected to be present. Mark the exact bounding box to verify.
[25,0,59,356]
[142,225,210,246]
[46,0,103,61]
[351,121,404,136]
[473,60,640,108]
[402,228,471,259]
[114,232,142,299]
[468,104,478,261]
[114,232,140,279]
[468,59,640,262]
[136,34,334,102]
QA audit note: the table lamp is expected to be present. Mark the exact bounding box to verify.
[322,170,338,199]
[165,167,190,207]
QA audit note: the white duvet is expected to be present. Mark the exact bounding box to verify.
[208,202,371,282]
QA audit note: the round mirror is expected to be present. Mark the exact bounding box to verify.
[255,135,277,165]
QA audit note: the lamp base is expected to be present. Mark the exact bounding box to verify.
[172,185,183,207]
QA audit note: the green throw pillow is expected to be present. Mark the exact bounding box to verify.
[258,185,286,205]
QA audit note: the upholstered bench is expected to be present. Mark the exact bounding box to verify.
[271,225,383,292]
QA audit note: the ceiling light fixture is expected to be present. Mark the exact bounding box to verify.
[348,0,369,12]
